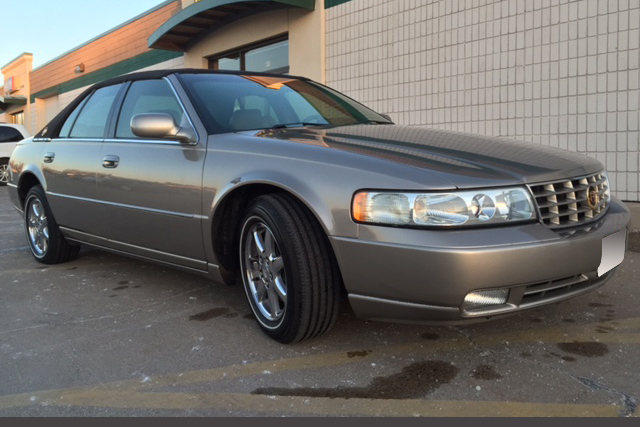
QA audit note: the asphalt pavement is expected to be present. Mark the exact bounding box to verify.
[0,187,639,417]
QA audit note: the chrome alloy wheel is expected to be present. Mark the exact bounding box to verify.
[27,197,49,257]
[242,219,287,323]
[0,163,9,184]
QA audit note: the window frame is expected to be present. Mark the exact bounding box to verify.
[208,34,289,74]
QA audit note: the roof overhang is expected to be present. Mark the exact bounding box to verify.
[0,95,27,113]
[149,0,315,52]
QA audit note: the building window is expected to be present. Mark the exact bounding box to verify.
[209,36,289,74]
[10,111,25,125]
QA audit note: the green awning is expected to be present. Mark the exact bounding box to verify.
[0,95,27,113]
[149,0,315,51]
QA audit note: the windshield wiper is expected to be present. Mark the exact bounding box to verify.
[269,122,327,129]
[362,120,392,125]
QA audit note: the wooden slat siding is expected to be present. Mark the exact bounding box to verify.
[30,50,183,103]
[30,1,181,96]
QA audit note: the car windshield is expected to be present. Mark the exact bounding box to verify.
[179,73,392,134]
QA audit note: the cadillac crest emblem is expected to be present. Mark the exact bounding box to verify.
[587,184,600,210]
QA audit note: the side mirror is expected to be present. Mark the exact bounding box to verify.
[131,113,196,145]
[380,114,394,123]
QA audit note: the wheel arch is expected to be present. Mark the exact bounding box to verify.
[209,177,338,282]
[17,169,46,208]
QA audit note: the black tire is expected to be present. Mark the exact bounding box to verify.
[24,186,80,264]
[239,194,341,343]
[0,159,9,186]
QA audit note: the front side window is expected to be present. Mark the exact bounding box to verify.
[116,80,185,139]
[180,74,392,134]
[69,84,122,139]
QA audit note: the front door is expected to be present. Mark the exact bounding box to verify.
[95,79,207,270]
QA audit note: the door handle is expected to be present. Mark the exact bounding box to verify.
[43,153,55,163]
[102,155,120,169]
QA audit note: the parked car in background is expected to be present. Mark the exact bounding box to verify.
[0,123,29,186]
[6,70,631,343]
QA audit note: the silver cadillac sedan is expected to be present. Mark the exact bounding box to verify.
[7,70,630,343]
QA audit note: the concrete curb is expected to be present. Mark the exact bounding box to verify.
[627,202,640,253]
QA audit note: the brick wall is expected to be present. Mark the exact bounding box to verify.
[30,1,181,97]
[326,0,640,201]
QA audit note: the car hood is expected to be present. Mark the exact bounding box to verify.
[250,125,603,188]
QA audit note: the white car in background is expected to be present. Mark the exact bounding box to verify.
[0,123,30,186]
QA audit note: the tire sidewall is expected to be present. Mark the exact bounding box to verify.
[239,204,298,339]
[24,187,57,263]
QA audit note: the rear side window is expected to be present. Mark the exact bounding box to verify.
[69,84,122,139]
[0,126,23,143]
[116,80,185,139]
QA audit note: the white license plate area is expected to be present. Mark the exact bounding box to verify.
[598,229,627,277]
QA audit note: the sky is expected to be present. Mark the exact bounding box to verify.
[1,0,167,81]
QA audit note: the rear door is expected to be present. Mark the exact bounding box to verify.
[95,78,207,269]
[42,84,124,237]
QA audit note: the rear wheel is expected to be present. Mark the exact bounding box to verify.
[24,186,80,264]
[239,194,341,343]
[0,159,9,186]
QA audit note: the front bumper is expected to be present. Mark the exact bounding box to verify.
[330,197,630,324]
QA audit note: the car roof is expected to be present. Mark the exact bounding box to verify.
[91,69,310,92]
[34,69,310,140]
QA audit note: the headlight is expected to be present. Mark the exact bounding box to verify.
[353,187,536,227]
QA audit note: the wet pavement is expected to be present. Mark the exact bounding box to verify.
[0,187,638,416]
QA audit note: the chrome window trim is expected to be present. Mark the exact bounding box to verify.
[163,77,200,144]
[51,138,104,143]
[104,138,181,146]
[46,191,208,220]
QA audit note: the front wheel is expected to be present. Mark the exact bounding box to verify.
[24,186,80,264]
[239,194,341,343]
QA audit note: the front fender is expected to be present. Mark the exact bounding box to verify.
[211,170,341,238]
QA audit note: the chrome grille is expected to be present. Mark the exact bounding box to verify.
[529,173,610,229]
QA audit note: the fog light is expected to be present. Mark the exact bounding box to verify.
[463,289,509,311]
